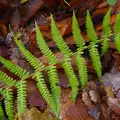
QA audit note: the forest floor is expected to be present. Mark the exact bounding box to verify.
[0,0,120,120]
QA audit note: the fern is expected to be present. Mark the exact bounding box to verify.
[51,14,79,100]
[0,103,4,120]
[86,10,99,44]
[12,32,45,71]
[0,8,120,120]
[101,8,112,55]
[61,56,79,100]
[89,44,102,79]
[35,22,58,64]
[51,14,72,57]
[0,71,16,87]
[0,56,29,79]
[72,11,88,88]
[72,11,85,51]
[86,10,102,79]
[47,66,60,115]
[16,80,27,120]
[35,22,61,115]
[0,88,14,120]
[114,12,120,52]
[75,53,88,88]
[35,71,58,116]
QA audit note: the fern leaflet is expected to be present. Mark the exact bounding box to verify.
[72,11,85,51]
[114,12,120,32]
[12,32,44,71]
[51,14,72,57]
[35,71,58,117]
[61,56,79,100]
[101,8,111,55]
[0,103,4,120]
[101,35,110,56]
[89,44,102,79]
[16,80,27,120]
[0,71,16,87]
[114,12,120,52]
[35,22,58,64]
[35,22,60,115]
[0,56,29,79]
[0,88,14,120]
[75,53,88,88]
[86,10,99,44]
[47,66,60,115]
[102,8,112,36]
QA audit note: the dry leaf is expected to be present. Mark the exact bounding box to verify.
[89,90,99,103]
[22,107,56,120]
[107,98,120,115]
[82,91,94,108]
[63,98,95,120]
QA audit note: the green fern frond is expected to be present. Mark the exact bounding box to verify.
[114,12,120,52]
[86,10,99,44]
[0,103,4,120]
[0,56,29,79]
[35,71,58,117]
[101,8,111,55]
[75,53,88,88]
[102,8,112,36]
[72,11,85,51]
[89,44,102,79]
[61,56,79,100]
[101,35,110,56]
[35,21,60,116]
[16,80,27,120]
[0,71,16,86]
[114,12,120,32]
[12,33,44,71]
[51,14,72,57]
[35,22,58,64]
[0,88,14,120]
[114,33,120,52]
[47,66,60,115]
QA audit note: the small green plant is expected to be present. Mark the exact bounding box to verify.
[0,8,120,120]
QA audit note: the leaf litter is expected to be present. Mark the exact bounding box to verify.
[1,0,120,120]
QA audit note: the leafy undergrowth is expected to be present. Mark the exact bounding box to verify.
[0,0,120,120]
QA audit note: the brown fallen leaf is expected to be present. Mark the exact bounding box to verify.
[105,86,114,98]
[107,98,120,115]
[20,0,43,26]
[27,79,47,111]
[0,20,7,36]
[63,98,95,120]
[82,90,94,109]
[89,90,99,103]
[22,107,57,120]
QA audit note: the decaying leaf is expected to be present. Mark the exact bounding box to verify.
[88,107,100,120]
[59,88,72,119]
[63,98,95,120]
[82,91,94,108]
[107,98,120,115]
[22,107,56,120]
[89,90,99,103]
[104,86,114,98]
[27,80,47,111]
